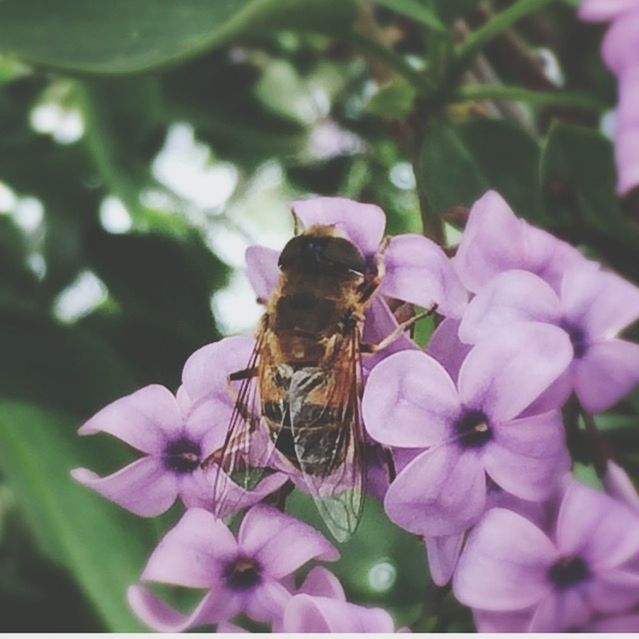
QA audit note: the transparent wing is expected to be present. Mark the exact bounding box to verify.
[289,327,366,542]
[202,322,284,520]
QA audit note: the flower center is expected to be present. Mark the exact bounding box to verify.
[561,322,588,359]
[548,555,589,589]
[163,437,201,474]
[455,409,491,449]
[223,555,262,590]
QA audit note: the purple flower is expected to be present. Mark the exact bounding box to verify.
[127,505,339,631]
[455,479,639,632]
[459,266,639,413]
[363,322,572,537]
[453,191,584,294]
[246,196,467,325]
[579,0,639,22]
[604,460,639,514]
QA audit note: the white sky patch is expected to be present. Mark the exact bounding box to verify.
[390,161,416,190]
[27,253,47,280]
[0,181,17,213]
[306,119,364,161]
[30,102,84,144]
[153,123,238,210]
[13,196,44,233]
[99,196,133,234]
[204,221,251,269]
[211,270,263,335]
[53,270,108,323]
[368,560,397,593]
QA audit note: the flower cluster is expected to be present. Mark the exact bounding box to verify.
[580,0,639,194]
[74,192,639,632]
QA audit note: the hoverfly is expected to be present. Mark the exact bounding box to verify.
[204,220,423,542]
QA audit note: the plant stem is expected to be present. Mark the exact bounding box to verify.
[456,0,559,71]
[454,84,608,111]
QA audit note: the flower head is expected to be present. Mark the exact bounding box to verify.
[364,322,572,537]
[128,505,339,631]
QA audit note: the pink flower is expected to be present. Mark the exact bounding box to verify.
[128,505,339,631]
[459,266,639,413]
[579,0,639,22]
[455,479,639,632]
[363,322,572,537]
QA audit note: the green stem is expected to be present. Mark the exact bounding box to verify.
[456,0,558,71]
[454,84,608,111]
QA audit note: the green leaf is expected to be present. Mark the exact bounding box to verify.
[430,0,479,24]
[373,0,444,30]
[0,0,357,75]
[418,117,542,222]
[0,400,158,631]
[367,77,417,119]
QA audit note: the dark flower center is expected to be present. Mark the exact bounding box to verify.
[548,555,589,589]
[163,437,201,474]
[223,555,262,590]
[455,409,492,449]
[562,322,588,359]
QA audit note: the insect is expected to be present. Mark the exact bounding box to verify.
[204,222,424,542]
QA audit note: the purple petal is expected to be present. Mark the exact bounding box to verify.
[291,197,385,257]
[127,586,238,631]
[589,613,639,632]
[380,234,467,318]
[142,508,237,588]
[244,580,292,623]
[363,350,460,448]
[217,621,246,632]
[482,410,570,501]
[283,594,395,633]
[561,265,639,338]
[183,398,231,457]
[574,338,639,413]
[556,480,639,571]
[79,385,181,454]
[579,0,639,21]
[528,590,591,632]
[238,505,339,578]
[459,270,561,344]
[603,460,639,514]
[473,607,534,632]
[458,322,573,422]
[425,533,465,586]
[453,508,556,610]
[71,459,177,517]
[602,11,639,75]
[181,335,256,405]
[299,566,345,599]
[584,569,639,614]
[245,245,280,301]
[426,318,471,382]
[384,446,486,537]
[615,69,639,194]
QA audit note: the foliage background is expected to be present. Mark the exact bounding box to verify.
[0,0,637,632]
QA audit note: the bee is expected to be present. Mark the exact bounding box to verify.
[204,222,425,541]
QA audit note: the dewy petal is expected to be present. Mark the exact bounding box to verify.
[459,270,561,344]
[426,318,471,382]
[363,350,460,448]
[71,459,178,517]
[458,322,573,422]
[425,532,465,586]
[380,234,468,318]
[238,505,339,579]
[528,590,591,632]
[127,586,239,632]
[79,385,181,454]
[385,446,486,537]
[453,508,556,610]
[299,566,345,600]
[283,594,395,633]
[579,0,639,22]
[574,339,639,413]
[482,410,570,501]
[245,245,280,301]
[561,264,639,339]
[142,508,237,588]
[602,11,639,75]
[291,196,386,258]
[556,480,639,571]
[454,191,524,293]
[181,335,256,405]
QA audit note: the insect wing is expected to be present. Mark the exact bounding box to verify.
[289,329,365,542]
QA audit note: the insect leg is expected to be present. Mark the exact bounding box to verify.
[229,367,259,381]
[383,447,397,482]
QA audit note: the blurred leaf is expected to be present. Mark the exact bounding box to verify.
[373,0,444,30]
[367,77,417,119]
[0,0,357,75]
[429,0,479,23]
[418,117,542,221]
[0,400,158,631]
[0,307,135,416]
[0,217,38,306]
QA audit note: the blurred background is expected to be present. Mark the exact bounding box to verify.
[0,0,637,632]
